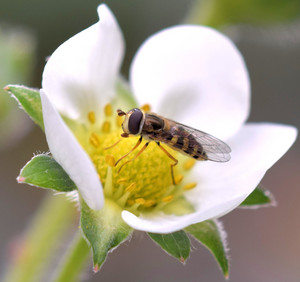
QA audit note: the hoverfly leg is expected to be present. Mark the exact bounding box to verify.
[156,142,178,185]
[104,133,130,150]
[115,136,143,167]
[118,142,149,173]
[103,138,122,150]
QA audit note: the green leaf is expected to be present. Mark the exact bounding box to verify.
[19,154,76,192]
[148,230,190,263]
[187,0,300,28]
[240,186,274,207]
[185,220,229,278]
[80,198,132,271]
[4,84,44,130]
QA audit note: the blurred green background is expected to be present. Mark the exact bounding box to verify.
[0,0,300,281]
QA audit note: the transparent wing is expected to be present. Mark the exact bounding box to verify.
[170,121,231,162]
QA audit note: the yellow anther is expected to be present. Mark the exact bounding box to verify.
[85,104,196,214]
[127,199,135,206]
[125,183,136,193]
[135,198,146,205]
[89,132,100,148]
[104,104,113,117]
[144,200,156,207]
[88,111,96,124]
[183,182,197,191]
[175,175,184,185]
[184,159,196,170]
[162,195,174,203]
[117,178,128,184]
[141,104,151,112]
[105,155,115,167]
[116,115,123,127]
[102,121,111,133]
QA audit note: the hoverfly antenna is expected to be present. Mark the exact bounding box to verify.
[117,109,126,116]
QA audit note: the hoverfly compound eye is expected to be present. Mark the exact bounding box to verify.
[128,109,143,135]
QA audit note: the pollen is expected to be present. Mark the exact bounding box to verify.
[89,132,100,148]
[175,175,184,185]
[104,104,113,117]
[141,104,151,112]
[135,198,146,205]
[102,121,111,133]
[183,182,197,190]
[162,195,174,203]
[105,155,115,167]
[125,183,136,193]
[117,178,128,184]
[183,159,196,170]
[144,199,156,207]
[80,104,198,215]
[88,111,96,124]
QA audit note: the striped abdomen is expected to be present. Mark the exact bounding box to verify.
[154,126,208,160]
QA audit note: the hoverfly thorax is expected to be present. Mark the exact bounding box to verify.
[142,113,165,134]
[117,108,145,136]
[115,107,231,185]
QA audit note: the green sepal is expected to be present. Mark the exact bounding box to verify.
[80,198,132,271]
[185,220,229,278]
[4,84,44,130]
[148,230,190,263]
[240,186,274,207]
[18,154,76,192]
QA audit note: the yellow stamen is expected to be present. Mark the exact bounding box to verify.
[144,199,156,207]
[118,191,131,206]
[89,132,100,148]
[125,183,136,193]
[135,198,146,205]
[104,104,113,117]
[141,104,151,112]
[162,195,174,203]
[183,182,197,190]
[117,178,128,184]
[105,155,115,167]
[82,104,198,215]
[101,121,111,133]
[88,111,96,124]
[175,175,184,185]
[184,159,196,170]
[127,199,135,206]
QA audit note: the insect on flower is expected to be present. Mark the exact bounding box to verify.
[111,108,231,185]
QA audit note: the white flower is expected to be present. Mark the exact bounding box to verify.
[40,4,297,233]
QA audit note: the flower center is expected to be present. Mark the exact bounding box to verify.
[77,104,198,215]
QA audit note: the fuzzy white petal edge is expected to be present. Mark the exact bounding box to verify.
[40,90,104,210]
[130,25,250,140]
[42,4,124,122]
[122,123,297,233]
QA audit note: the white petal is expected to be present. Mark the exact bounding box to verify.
[130,25,250,140]
[40,90,104,210]
[122,123,297,233]
[121,195,244,234]
[42,4,124,121]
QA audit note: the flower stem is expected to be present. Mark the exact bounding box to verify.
[2,193,76,282]
[54,232,91,282]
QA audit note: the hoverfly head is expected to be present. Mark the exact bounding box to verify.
[118,108,144,136]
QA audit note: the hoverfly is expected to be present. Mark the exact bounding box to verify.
[114,108,231,185]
